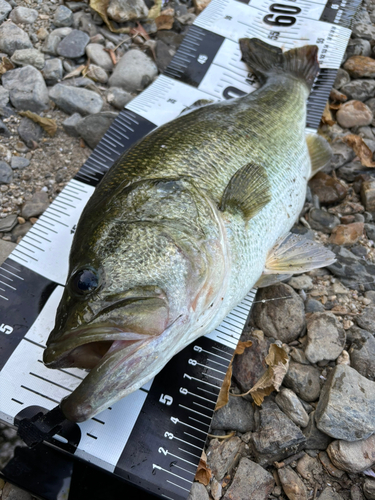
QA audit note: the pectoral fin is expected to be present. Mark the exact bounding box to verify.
[220,163,271,221]
[263,232,336,274]
[306,134,332,178]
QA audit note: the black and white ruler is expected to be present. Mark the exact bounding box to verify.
[0,0,361,498]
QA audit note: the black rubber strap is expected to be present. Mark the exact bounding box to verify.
[17,405,67,448]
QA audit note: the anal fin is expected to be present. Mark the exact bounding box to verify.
[306,134,332,178]
[255,273,292,288]
[220,163,271,221]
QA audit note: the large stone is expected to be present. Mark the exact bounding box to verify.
[251,401,306,466]
[2,66,49,113]
[86,43,114,71]
[107,0,149,23]
[49,84,103,116]
[344,56,375,78]
[109,49,158,92]
[341,80,375,102]
[9,6,38,24]
[283,361,321,402]
[336,100,373,128]
[11,49,44,70]
[252,284,305,343]
[21,191,49,219]
[349,326,375,381]
[76,111,118,149]
[0,0,11,23]
[327,435,375,473]
[303,411,332,450]
[211,395,255,433]
[356,306,375,331]
[275,387,309,428]
[328,245,375,291]
[0,22,32,56]
[56,29,90,59]
[315,364,375,441]
[223,458,274,500]
[53,5,73,27]
[206,437,242,481]
[309,172,347,205]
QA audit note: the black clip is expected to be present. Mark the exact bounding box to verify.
[17,405,66,448]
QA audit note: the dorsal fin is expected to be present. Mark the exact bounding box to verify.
[220,163,271,221]
[306,134,332,179]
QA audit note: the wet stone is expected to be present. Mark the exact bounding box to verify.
[10,49,44,70]
[0,22,32,56]
[0,214,17,232]
[21,191,49,219]
[54,5,73,27]
[223,458,274,500]
[344,56,375,79]
[109,49,158,93]
[42,59,63,85]
[211,395,255,433]
[106,87,133,110]
[341,80,375,102]
[283,361,321,402]
[9,6,38,24]
[303,411,332,450]
[0,1,11,23]
[187,482,209,500]
[327,435,375,473]
[62,113,82,137]
[348,326,375,381]
[309,172,348,205]
[18,117,43,148]
[76,111,118,149]
[315,364,375,441]
[275,387,309,428]
[57,29,90,59]
[11,157,29,170]
[334,68,350,90]
[206,437,242,481]
[308,208,340,234]
[0,161,12,184]
[345,39,372,59]
[2,65,49,114]
[49,84,103,116]
[337,100,373,128]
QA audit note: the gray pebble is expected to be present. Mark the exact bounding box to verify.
[0,22,32,56]
[109,49,158,92]
[0,86,9,108]
[11,48,44,70]
[223,458,274,500]
[288,274,313,291]
[0,240,16,265]
[305,312,346,364]
[333,68,350,90]
[328,245,375,291]
[106,87,133,110]
[337,161,367,183]
[0,0,12,23]
[207,436,242,480]
[155,39,175,73]
[11,221,32,240]
[85,43,114,71]
[53,5,73,27]
[0,161,13,184]
[284,361,321,402]
[305,298,325,313]
[21,191,49,219]
[211,395,255,433]
[42,59,63,85]
[2,65,49,114]
[327,434,375,473]
[57,29,90,59]
[318,486,344,500]
[86,64,108,84]
[308,208,340,234]
[330,141,356,170]
[356,306,375,331]
[366,97,375,115]
[62,112,82,137]
[76,111,118,148]
[303,411,332,450]
[352,23,375,41]
[341,80,375,102]
[73,11,99,38]
[10,157,29,170]
[275,387,309,427]
[49,83,103,116]
[364,479,375,500]
[42,33,62,56]
[0,214,17,232]
[365,223,375,241]
[18,117,43,147]
[187,482,209,500]
[0,120,10,136]
[345,38,372,59]
[107,0,149,23]
[9,6,38,24]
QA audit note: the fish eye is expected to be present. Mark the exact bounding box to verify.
[70,269,99,295]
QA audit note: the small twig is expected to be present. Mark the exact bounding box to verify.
[313,483,319,500]
[274,451,305,469]
[207,431,235,440]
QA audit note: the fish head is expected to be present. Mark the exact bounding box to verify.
[44,179,226,422]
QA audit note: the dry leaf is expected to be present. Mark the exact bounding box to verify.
[148,0,162,19]
[321,101,335,126]
[130,22,150,41]
[19,111,57,137]
[249,344,289,406]
[343,134,375,168]
[234,340,253,356]
[193,0,211,13]
[194,450,212,486]
[63,64,86,80]
[89,0,131,33]
[155,14,174,30]
[0,56,14,76]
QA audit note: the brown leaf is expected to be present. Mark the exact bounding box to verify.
[89,0,131,33]
[155,14,174,30]
[234,340,253,356]
[343,133,375,168]
[0,56,14,76]
[321,101,335,126]
[329,102,342,110]
[18,111,57,137]
[215,361,232,411]
[249,344,289,406]
[130,22,150,41]
[194,450,212,486]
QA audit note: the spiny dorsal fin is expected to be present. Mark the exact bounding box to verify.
[306,134,332,179]
[220,163,271,221]
[264,232,336,274]
[255,273,292,288]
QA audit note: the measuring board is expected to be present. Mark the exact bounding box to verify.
[0,0,361,498]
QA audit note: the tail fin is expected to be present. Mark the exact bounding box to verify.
[239,38,319,90]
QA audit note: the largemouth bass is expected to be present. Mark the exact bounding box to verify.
[44,38,335,422]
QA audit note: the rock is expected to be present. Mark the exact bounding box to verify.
[356,306,375,331]
[11,221,32,241]
[341,80,375,102]
[366,222,375,238]
[275,388,309,428]
[0,240,16,264]
[296,454,324,482]
[318,486,344,500]
[86,64,108,84]
[0,87,9,108]
[278,466,307,500]
[187,482,209,500]
[252,284,305,343]
[327,435,375,473]
[330,141,356,170]
[62,113,82,137]
[288,274,313,291]
[364,479,375,500]
[251,401,306,466]
[223,458,274,500]
[156,31,184,50]
[305,298,325,313]
[303,411,332,450]
[346,39,372,59]
[352,23,375,41]
[49,84,103,115]
[206,437,242,481]
[211,395,255,433]
[329,222,364,245]
[21,191,49,219]
[315,364,375,441]
[336,100,373,128]
[283,361,321,402]
[307,208,340,234]
[9,6,38,24]
[18,117,43,147]
[232,330,270,393]
[0,22,32,56]
[106,87,133,110]
[349,326,375,381]
[319,450,346,478]
[0,161,12,184]
[76,111,117,149]
[0,214,17,232]
[0,0,11,23]
[344,56,375,79]
[351,484,364,500]
[328,245,375,291]
[2,66,49,113]
[155,40,175,73]
[73,11,99,38]
[109,49,158,92]
[10,49,44,70]
[42,59,63,85]
[107,0,149,23]
[309,172,347,205]
[11,157,29,170]
[337,162,367,183]
[361,180,375,212]
[85,43,114,72]
[54,5,73,27]
[334,68,350,90]
[0,120,9,136]
[57,29,90,59]
[42,33,62,56]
